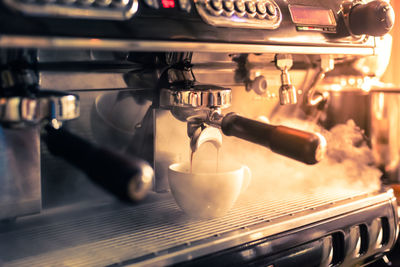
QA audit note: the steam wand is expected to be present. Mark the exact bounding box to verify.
[306,55,334,107]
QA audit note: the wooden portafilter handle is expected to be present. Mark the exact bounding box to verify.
[220,113,326,165]
[43,125,154,203]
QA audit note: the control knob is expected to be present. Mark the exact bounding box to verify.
[223,0,235,12]
[234,0,246,13]
[245,1,257,14]
[349,0,395,36]
[210,0,223,11]
[247,75,267,95]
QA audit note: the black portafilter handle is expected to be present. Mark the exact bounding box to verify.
[349,0,395,36]
[43,125,154,203]
[220,113,326,165]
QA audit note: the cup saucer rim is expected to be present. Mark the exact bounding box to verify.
[169,161,245,175]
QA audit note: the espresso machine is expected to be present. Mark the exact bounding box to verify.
[0,0,398,266]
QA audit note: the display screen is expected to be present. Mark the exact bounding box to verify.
[289,5,336,26]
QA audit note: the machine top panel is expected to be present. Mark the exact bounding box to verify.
[0,0,378,52]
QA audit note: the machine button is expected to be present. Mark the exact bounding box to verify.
[234,0,246,13]
[210,0,223,11]
[77,0,95,5]
[245,1,256,14]
[143,0,159,9]
[256,1,266,15]
[223,0,234,12]
[59,0,77,4]
[112,0,130,7]
[265,1,276,16]
[179,0,191,12]
[247,75,267,95]
[96,0,112,6]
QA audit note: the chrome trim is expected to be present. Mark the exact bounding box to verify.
[3,0,138,20]
[0,97,39,124]
[160,88,232,108]
[0,92,79,125]
[46,93,80,122]
[194,0,281,29]
[0,35,376,55]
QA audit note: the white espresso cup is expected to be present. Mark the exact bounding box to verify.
[168,161,251,219]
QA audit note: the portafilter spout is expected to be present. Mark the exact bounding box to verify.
[187,116,222,153]
[160,84,230,153]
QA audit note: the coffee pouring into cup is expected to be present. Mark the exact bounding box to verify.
[157,53,325,218]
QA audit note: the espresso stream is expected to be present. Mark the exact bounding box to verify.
[190,145,220,173]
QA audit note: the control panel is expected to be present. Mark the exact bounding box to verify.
[194,0,281,29]
[3,0,138,20]
[0,0,393,49]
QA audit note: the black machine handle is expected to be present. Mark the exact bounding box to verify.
[349,0,395,36]
[43,125,154,203]
[220,113,326,165]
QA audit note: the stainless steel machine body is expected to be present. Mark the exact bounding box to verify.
[0,0,398,266]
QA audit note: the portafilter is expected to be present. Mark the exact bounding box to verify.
[0,91,154,203]
[160,85,327,165]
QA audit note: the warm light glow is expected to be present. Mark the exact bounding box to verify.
[362,66,370,74]
[330,84,342,91]
[348,78,356,85]
[361,81,372,92]
[90,38,101,43]
[361,77,373,92]
[377,92,385,120]
[257,116,270,123]
[315,132,327,162]
[361,83,371,92]
[250,232,264,239]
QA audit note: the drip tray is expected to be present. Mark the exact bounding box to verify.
[0,188,395,267]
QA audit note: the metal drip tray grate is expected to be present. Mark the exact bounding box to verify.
[0,189,392,267]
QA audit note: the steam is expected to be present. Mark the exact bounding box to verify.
[192,119,382,199]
